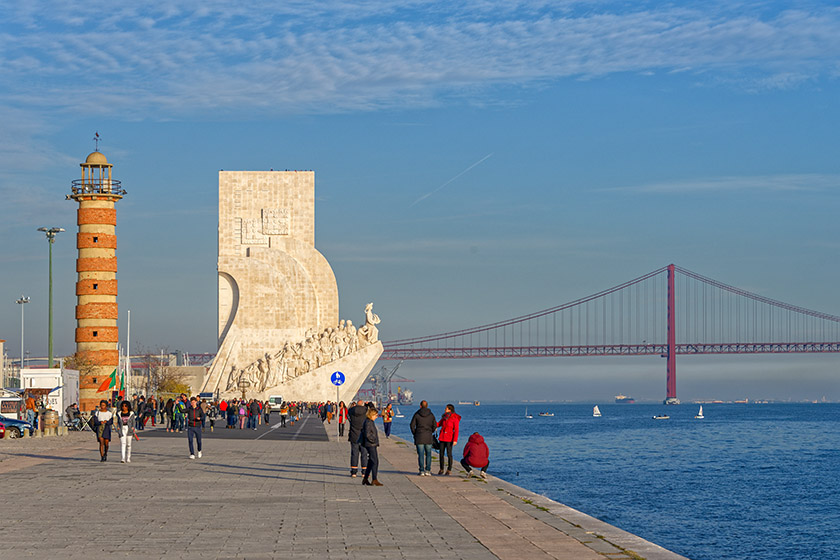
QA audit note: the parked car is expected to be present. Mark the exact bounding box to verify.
[0,414,34,438]
[0,423,5,439]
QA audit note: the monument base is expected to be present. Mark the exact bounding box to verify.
[218,341,382,403]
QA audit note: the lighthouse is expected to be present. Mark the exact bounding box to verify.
[67,150,126,411]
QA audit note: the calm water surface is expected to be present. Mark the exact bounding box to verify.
[388,403,840,560]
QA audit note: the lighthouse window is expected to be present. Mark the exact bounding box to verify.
[93,236,98,243]
[93,283,98,290]
[93,331,98,337]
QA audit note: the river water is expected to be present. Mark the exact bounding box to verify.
[387,402,839,560]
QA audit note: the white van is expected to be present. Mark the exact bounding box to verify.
[268,395,284,412]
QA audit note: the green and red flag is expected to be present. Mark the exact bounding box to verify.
[97,368,118,393]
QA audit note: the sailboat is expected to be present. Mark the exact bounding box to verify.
[524,407,533,419]
[593,405,602,417]
[694,405,704,419]
[394,407,405,418]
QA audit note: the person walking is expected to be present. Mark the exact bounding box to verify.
[116,401,137,463]
[436,403,461,475]
[361,407,382,486]
[409,400,436,476]
[173,396,186,432]
[337,401,347,438]
[279,402,288,427]
[347,401,369,477]
[249,399,260,430]
[238,400,248,429]
[263,400,271,425]
[186,396,205,459]
[92,399,114,462]
[24,392,37,435]
[164,398,175,432]
[382,403,394,439]
[461,432,490,478]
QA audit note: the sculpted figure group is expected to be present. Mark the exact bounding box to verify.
[225,303,381,393]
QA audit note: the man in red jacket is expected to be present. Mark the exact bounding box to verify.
[461,432,490,479]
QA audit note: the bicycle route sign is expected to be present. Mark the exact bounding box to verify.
[330,371,345,386]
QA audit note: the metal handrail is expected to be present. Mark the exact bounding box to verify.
[70,178,126,196]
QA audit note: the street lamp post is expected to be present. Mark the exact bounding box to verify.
[38,227,65,368]
[15,296,30,379]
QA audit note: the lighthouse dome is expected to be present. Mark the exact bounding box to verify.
[85,151,108,165]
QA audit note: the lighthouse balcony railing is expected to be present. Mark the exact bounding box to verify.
[71,179,126,196]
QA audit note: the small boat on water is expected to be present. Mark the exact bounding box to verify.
[524,407,533,419]
[694,406,704,419]
[538,412,554,417]
[652,414,670,420]
[593,405,602,417]
[394,407,405,418]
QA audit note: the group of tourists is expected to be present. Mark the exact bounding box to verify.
[342,399,490,487]
[89,392,491,485]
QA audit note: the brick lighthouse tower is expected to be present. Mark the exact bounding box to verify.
[67,150,126,411]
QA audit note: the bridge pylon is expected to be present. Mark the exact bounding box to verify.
[664,264,680,405]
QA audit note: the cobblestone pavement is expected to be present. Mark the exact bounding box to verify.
[0,413,686,560]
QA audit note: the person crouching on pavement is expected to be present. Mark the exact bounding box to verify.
[461,432,489,479]
[186,397,205,459]
[116,401,137,463]
[361,407,382,486]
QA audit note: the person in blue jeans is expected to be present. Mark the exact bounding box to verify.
[409,400,436,476]
[186,397,205,459]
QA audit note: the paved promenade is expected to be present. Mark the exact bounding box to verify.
[0,414,688,560]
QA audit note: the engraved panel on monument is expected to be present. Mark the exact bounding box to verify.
[240,218,268,245]
[262,208,290,236]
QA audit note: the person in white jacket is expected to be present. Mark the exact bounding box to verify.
[115,401,137,463]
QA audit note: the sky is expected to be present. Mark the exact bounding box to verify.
[1,0,839,402]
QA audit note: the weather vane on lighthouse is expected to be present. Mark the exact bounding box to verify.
[93,131,101,152]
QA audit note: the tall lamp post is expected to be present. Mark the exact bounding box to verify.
[37,227,65,368]
[15,296,30,377]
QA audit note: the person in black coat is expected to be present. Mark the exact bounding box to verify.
[409,400,437,476]
[360,407,382,486]
[347,401,369,477]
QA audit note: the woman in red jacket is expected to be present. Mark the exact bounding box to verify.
[461,432,490,478]
[436,404,461,475]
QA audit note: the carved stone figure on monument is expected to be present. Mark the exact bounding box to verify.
[226,363,241,391]
[357,302,381,345]
[345,320,358,353]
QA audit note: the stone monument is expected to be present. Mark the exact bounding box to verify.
[202,171,382,402]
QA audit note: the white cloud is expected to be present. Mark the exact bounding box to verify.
[1,2,838,120]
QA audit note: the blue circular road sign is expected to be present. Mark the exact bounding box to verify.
[331,371,345,386]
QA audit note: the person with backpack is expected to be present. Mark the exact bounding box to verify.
[173,397,187,432]
[279,402,288,427]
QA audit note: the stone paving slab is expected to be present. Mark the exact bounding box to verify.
[0,413,688,560]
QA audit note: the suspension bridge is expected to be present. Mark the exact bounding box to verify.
[381,264,840,404]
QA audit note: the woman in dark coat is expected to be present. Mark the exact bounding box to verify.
[360,407,382,486]
[92,399,114,462]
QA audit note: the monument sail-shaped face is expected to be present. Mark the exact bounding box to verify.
[204,171,381,402]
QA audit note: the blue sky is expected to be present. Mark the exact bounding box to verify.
[1,1,839,401]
